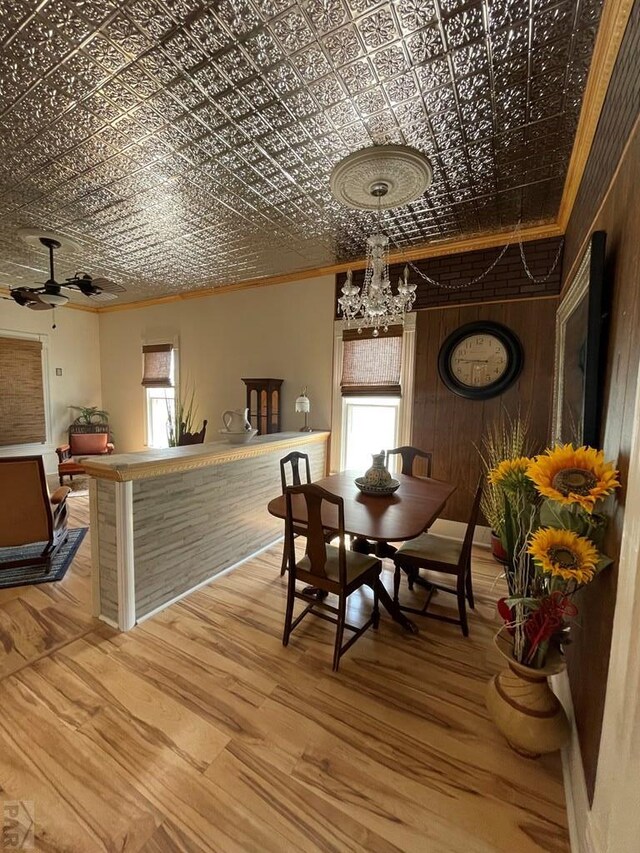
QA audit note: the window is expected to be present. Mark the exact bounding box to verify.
[145,386,175,449]
[142,344,175,448]
[330,314,417,474]
[342,396,400,472]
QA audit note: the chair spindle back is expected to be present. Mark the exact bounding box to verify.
[285,484,346,583]
[280,451,312,492]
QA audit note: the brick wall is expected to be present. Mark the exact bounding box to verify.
[334,236,563,316]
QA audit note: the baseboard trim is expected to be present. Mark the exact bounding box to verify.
[552,669,597,853]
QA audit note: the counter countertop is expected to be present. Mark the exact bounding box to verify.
[82,430,330,482]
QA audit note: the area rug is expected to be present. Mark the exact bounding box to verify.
[0,528,87,590]
[67,477,91,497]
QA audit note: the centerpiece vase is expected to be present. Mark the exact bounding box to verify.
[362,451,392,488]
[486,629,570,759]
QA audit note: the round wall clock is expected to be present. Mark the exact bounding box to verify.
[438,321,524,400]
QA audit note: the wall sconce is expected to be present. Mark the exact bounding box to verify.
[295,387,312,432]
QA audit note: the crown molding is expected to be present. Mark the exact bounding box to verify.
[557,0,634,230]
[98,221,561,313]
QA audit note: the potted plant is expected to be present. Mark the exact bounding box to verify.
[485,443,620,757]
[70,405,110,425]
[68,405,112,440]
[477,411,533,564]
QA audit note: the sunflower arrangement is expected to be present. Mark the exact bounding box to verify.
[488,441,620,668]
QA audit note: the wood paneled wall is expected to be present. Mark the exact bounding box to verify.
[412,297,558,523]
[563,120,640,803]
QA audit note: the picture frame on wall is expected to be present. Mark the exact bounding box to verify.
[553,231,608,447]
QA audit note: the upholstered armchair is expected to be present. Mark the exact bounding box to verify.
[0,456,70,572]
[56,431,114,485]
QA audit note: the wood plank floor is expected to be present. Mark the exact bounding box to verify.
[0,496,570,852]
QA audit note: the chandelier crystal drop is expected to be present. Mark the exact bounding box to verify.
[338,234,417,335]
[337,181,417,335]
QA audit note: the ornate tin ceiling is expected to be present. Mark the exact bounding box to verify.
[0,0,603,302]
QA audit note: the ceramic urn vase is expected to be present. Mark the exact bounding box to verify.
[486,629,571,759]
[362,451,392,488]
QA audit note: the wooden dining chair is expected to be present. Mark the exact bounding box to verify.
[283,483,381,671]
[387,446,433,478]
[278,451,312,575]
[392,480,483,637]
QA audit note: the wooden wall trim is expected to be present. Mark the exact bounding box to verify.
[420,293,559,312]
[557,0,635,231]
[94,223,561,314]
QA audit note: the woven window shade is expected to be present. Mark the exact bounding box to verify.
[341,326,403,397]
[0,337,45,446]
[142,344,173,388]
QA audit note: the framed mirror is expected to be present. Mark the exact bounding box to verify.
[553,231,607,446]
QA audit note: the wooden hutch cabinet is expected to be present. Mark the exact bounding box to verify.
[242,378,283,435]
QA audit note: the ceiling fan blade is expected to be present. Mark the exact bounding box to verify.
[87,290,119,302]
[27,300,55,311]
[87,277,126,294]
[63,274,125,297]
[10,288,54,310]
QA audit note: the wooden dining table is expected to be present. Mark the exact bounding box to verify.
[267,471,456,632]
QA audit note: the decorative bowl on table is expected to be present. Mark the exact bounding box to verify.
[218,428,258,444]
[355,477,400,497]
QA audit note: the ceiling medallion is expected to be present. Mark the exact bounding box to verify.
[332,145,430,334]
[17,228,81,255]
[329,144,433,211]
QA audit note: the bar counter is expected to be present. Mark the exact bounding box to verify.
[84,431,329,631]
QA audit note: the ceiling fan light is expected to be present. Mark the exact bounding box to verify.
[38,292,69,306]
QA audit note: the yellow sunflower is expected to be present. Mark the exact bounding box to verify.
[526,444,620,512]
[528,527,599,584]
[488,457,532,490]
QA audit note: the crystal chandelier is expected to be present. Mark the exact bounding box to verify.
[330,144,432,336]
[338,183,417,336]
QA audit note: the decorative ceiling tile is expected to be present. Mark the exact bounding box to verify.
[0,0,604,300]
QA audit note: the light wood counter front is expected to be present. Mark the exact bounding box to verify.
[88,432,329,630]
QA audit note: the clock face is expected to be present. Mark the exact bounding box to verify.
[449,334,509,388]
[438,321,524,400]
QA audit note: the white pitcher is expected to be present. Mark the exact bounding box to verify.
[222,408,252,432]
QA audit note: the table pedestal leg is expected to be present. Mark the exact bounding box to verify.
[371,579,419,634]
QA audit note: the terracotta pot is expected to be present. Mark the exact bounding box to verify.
[486,630,570,759]
[490,531,509,564]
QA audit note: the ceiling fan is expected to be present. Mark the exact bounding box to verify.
[6,236,125,311]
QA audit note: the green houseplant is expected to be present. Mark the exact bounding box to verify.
[68,405,112,441]
[70,405,110,425]
[166,385,199,447]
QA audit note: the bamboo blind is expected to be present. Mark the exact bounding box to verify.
[0,337,46,446]
[142,343,173,387]
[341,326,402,397]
